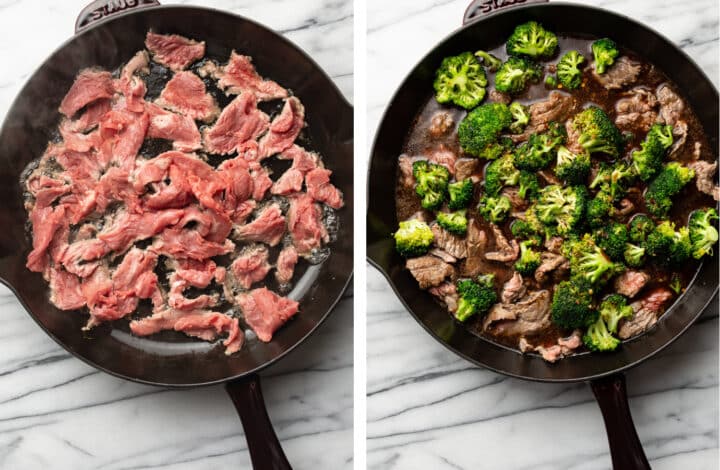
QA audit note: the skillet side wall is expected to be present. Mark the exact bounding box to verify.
[0,7,353,386]
[367,3,719,382]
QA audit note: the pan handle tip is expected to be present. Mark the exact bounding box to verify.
[590,374,651,470]
[463,0,549,25]
[226,374,293,470]
[75,0,161,34]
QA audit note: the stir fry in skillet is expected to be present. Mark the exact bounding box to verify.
[394,22,718,362]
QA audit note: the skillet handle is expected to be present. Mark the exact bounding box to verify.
[464,0,549,25]
[75,0,161,33]
[226,374,293,470]
[590,374,651,470]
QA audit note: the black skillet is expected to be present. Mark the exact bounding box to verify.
[0,1,353,468]
[367,1,718,468]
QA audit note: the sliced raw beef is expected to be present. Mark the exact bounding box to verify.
[146,103,201,151]
[250,165,272,201]
[287,194,327,255]
[258,97,305,158]
[202,93,269,154]
[231,245,271,289]
[117,50,150,113]
[65,99,111,133]
[156,71,219,122]
[234,204,286,246]
[278,145,319,173]
[271,168,304,195]
[48,267,85,310]
[214,51,288,100]
[59,69,115,118]
[98,108,150,171]
[26,204,66,273]
[217,157,254,214]
[153,227,235,260]
[98,207,184,253]
[305,168,344,209]
[275,246,299,284]
[145,32,205,72]
[168,259,220,310]
[236,287,299,342]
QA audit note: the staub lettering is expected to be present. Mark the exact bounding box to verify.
[479,0,528,14]
[90,0,141,21]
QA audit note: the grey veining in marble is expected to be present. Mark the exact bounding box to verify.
[366,1,719,469]
[0,1,353,469]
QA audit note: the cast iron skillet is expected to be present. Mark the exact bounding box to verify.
[0,1,353,468]
[367,1,718,468]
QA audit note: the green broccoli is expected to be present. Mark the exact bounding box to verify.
[436,210,468,235]
[511,218,542,242]
[509,101,530,134]
[534,185,587,236]
[583,316,621,352]
[689,208,719,259]
[513,121,566,171]
[506,21,558,59]
[551,279,598,329]
[670,226,692,264]
[628,214,655,244]
[586,191,615,229]
[669,274,683,295]
[448,179,474,210]
[571,107,624,157]
[495,56,542,95]
[590,162,636,201]
[433,52,488,109]
[515,240,542,276]
[455,276,498,321]
[413,160,450,210]
[599,294,633,334]
[645,162,695,217]
[564,233,623,286]
[478,194,512,223]
[394,219,434,257]
[594,223,629,261]
[591,38,619,75]
[556,50,586,89]
[623,243,646,267]
[518,171,540,200]
[474,50,502,72]
[484,153,519,196]
[631,124,674,181]
[458,103,513,158]
[646,221,692,265]
[545,75,558,88]
[555,146,591,185]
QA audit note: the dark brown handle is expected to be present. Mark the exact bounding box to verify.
[464,0,549,25]
[226,374,292,470]
[590,374,651,470]
[75,0,160,33]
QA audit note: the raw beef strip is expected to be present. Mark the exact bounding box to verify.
[176,205,232,243]
[305,168,344,209]
[26,204,66,273]
[145,32,205,72]
[278,145,319,173]
[250,165,272,200]
[214,51,288,100]
[275,246,298,284]
[48,267,85,310]
[146,103,201,151]
[287,194,327,255]
[98,207,184,253]
[234,204,286,246]
[59,69,115,118]
[235,287,299,342]
[117,50,150,113]
[231,245,271,289]
[167,258,222,310]
[152,227,235,260]
[98,108,150,170]
[217,157,254,213]
[65,99,111,133]
[202,93,269,154]
[271,168,303,195]
[258,97,305,158]
[156,71,219,122]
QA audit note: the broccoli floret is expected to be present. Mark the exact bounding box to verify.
[509,102,530,134]
[670,226,692,264]
[586,191,615,229]
[433,52,488,109]
[484,153,519,196]
[565,233,623,286]
[623,243,646,268]
[628,214,655,244]
[515,240,542,276]
[591,38,619,75]
[511,218,542,243]
[689,208,719,259]
[545,75,558,88]
[551,280,598,329]
[478,194,512,223]
[474,50,502,72]
[557,50,586,89]
[645,221,691,265]
[599,294,633,334]
[594,223,629,261]
[448,179,474,210]
[583,316,620,352]
[513,121,566,171]
[632,124,674,181]
[555,146,591,185]
[645,162,695,216]
[436,209,468,235]
[669,274,683,294]
[413,160,450,210]
[455,276,498,321]
[458,103,513,157]
[534,185,587,236]
[506,21,558,59]
[590,162,636,201]
[495,56,542,95]
[571,107,624,157]
[518,171,540,200]
[394,219,434,257]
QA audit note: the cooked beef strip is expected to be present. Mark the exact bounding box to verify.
[454,158,479,182]
[429,282,458,313]
[614,270,650,299]
[592,56,642,90]
[688,159,720,201]
[534,252,569,284]
[485,224,519,263]
[483,290,552,337]
[508,91,578,143]
[431,223,468,259]
[406,255,455,289]
[615,88,658,132]
[501,272,526,304]
[428,112,454,138]
[618,288,673,339]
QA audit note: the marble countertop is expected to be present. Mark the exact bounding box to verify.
[366,1,719,469]
[0,1,352,469]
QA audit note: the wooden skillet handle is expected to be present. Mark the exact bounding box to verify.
[464,0,549,25]
[75,0,160,33]
[590,374,651,470]
[226,374,293,470]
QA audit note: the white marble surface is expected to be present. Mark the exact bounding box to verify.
[366,1,719,469]
[0,1,352,469]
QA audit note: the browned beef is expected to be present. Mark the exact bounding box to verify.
[688,159,720,201]
[460,219,490,277]
[406,255,454,289]
[485,224,519,263]
[488,89,511,105]
[615,88,658,132]
[427,147,457,176]
[429,282,458,313]
[454,158,479,182]
[429,248,457,264]
[501,187,526,211]
[482,290,552,337]
[534,252,569,284]
[398,155,415,189]
[428,112,454,138]
[544,236,564,254]
[614,270,649,298]
[656,84,684,127]
[509,92,578,143]
[618,288,673,339]
[501,272,526,304]
[592,56,641,90]
[431,223,468,259]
